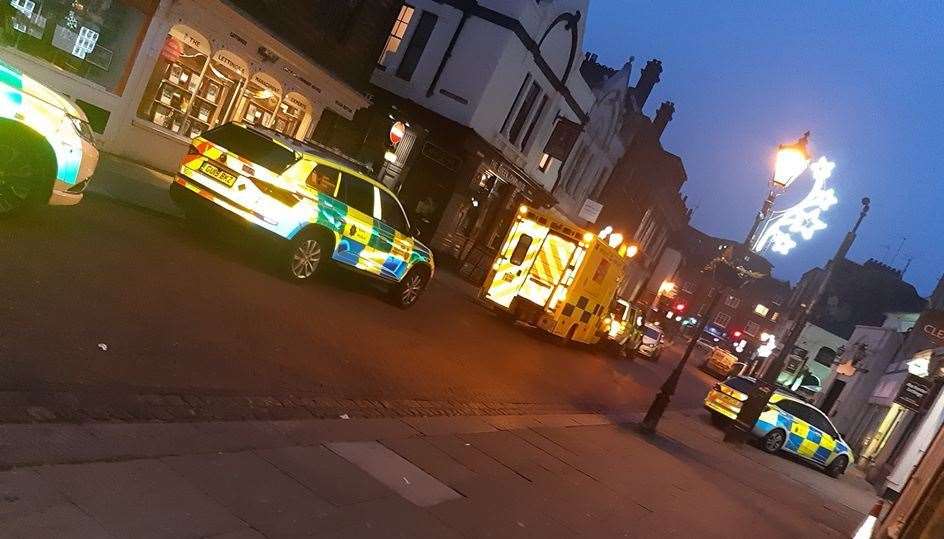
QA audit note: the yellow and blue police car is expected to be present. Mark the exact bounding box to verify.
[705,376,854,478]
[171,122,433,308]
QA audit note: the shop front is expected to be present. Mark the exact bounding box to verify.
[1,0,369,175]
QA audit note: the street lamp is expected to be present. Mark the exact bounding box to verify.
[744,132,812,248]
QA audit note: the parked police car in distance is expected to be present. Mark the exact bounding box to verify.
[0,58,98,216]
[171,123,434,308]
[705,376,853,478]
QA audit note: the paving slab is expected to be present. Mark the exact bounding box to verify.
[37,459,246,538]
[0,502,112,539]
[402,416,497,436]
[163,451,341,537]
[327,441,462,508]
[269,418,419,446]
[256,445,391,506]
[380,436,478,488]
[321,496,463,539]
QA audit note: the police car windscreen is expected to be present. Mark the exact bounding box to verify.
[203,124,298,174]
[724,376,755,393]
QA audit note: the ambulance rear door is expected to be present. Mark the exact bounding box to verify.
[484,218,549,308]
[517,233,579,309]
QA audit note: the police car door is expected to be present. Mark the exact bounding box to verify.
[375,189,414,281]
[335,173,381,274]
[807,407,841,464]
[778,400,824,462]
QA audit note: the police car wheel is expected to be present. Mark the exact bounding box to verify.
[0,127,54,217]
[825,455,848,478]
[393,267,429,308]
[286,232,325,281]
[761,429,786,453]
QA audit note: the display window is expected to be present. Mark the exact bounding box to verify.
[3,0,149,93]
[239,71,281,128]
[190,49,248,136]
[136,24,210,136]
[272,91,308,138]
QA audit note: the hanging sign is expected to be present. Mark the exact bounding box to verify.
[389,121,406,145]
[543,118,582,162]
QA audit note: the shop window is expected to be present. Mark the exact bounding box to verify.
[509,235,533,266]
[137,24,211,138]
[199,50,249,132]
[396,10,437,81]
[273,92,310,138]
[377,4,414,68]
[508,81,540,144]
[239,72,282,129]
[5,0,147,93]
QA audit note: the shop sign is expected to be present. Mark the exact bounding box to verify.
[284,92,310,111]
[894,374,935,412]
[169,24,210,55]
[543,118,582,162]
[916,309,944,347]
[578,199,603,223]
[213,50,248,78]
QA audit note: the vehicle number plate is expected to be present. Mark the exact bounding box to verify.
[200,162,237,187]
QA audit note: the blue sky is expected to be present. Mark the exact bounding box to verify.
[583,1,944,296]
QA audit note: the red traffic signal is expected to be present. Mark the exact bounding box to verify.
[732,330,742,339]
[675,303,686,312]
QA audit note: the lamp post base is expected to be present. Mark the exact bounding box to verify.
[639,390,671,434]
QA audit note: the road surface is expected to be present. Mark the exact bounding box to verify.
[1,196,715,412]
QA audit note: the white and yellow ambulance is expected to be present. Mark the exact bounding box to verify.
[480,205,637,344]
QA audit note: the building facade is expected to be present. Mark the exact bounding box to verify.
[1,0,370,173]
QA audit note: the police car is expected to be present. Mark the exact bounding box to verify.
[705,376,853,477]
[0,58,98,216]
[171,123,434,308]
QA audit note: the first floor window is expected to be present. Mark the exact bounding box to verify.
[378,4,414,68]
[754,304,770,317]
[745,321,760,336]
[724,295,741,308]
[396,10,437,80]
[714,312,731,328]
[538,153,553,171]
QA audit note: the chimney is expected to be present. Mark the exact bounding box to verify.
[634,59,662,109]
[653,101,675,139]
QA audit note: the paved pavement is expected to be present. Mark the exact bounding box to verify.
[0,410,874,538]
[1,158,717,420]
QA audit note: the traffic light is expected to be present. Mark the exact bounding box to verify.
[675,303,686,312]
[732,330,742,339]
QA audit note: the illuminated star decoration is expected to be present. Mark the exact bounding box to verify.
[753,156,838,255]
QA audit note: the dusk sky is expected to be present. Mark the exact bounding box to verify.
[584,1,944,297]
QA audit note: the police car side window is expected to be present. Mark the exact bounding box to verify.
[809,409,838,437]
[338,173,376,216]
[306,164,340,196]
[775,400,807,420]
[379,191,410,233]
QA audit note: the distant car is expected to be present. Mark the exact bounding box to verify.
[700,346,741,379]
[171,123,434,308]
[0,58,98,216]
[704,376,853,477]
[636,323,665,360]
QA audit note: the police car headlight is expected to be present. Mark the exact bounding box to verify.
[68,115,96,144]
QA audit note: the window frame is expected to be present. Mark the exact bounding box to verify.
[377,189,411,233]
[713,312,732,328]
[507,81,541,144]
[377,4,415,68]
[744,321,760,336]
[509,235,534,266]
[395,9,438,81]
[724,295,741,308]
